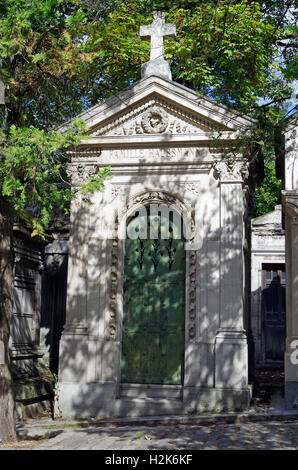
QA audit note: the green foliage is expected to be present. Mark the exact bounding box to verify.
[0,119,88,234]
[80,167,112,203]
[254,149,282,217]
[0,118,111,237]
[0,0,115,234]
[0,0,296,227]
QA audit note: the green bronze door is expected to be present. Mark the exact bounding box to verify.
[121,206,185,385]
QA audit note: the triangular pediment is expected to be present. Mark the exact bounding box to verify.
[58,75,256,139]
[91,94,228,137]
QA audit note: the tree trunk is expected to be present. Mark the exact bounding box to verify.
[0,198,16,443]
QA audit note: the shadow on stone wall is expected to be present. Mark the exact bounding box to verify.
[53,140,258,418]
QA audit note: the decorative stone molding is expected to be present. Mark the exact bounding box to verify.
[183,183,200,195]
[188,250,197,340]
[108,215,119,340]
[94,99,156,136]
[98,147,213,166]
[111,185,129,200]
[141,106,169,134]
[67,146,102,158]
[214,159,249,182]
[62,323,88,336]
[67,163,100,187]
[125,190,185,216]
[93,96,224,136]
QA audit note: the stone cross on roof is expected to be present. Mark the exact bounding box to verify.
[140,11,176,81]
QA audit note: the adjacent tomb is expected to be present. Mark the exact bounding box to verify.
[251,205,285,366]
[278,111,298,409]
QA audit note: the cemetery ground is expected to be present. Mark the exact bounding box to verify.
[2,368,298,451]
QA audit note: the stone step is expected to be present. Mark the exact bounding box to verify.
[115,397,184,417]
[120,384,183,400]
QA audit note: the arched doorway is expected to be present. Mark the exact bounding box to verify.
[121,204,186,385]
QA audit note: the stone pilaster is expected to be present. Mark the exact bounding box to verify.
[283,191,298,409]
[214,160,249,389]
[58,167,94,383]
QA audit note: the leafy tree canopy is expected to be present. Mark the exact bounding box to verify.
[0,0,296,227]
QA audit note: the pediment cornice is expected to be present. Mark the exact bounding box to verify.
[57,76,256,138]
[91,95,226,136]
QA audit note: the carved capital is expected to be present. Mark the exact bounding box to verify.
[67,163,100,187]
[283,192,298,221]
[214,159,249,182]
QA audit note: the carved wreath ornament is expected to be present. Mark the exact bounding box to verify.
[141,106,168,134]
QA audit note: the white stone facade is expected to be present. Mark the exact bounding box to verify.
[281,112,298,409]
[57,73,259,418]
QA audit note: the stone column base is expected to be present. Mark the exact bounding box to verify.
[215,330,248,389]
[58,323,89,383]
[58,382,252,419]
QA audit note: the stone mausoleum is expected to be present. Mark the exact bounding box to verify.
[279,111,298,409]
[58,12,261,417]
[250,205,285,366]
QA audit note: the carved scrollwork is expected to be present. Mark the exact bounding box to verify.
[93,96,221,136]
[67,163,100,187]
[108,215,119,340]
[126,190,182,213]
[183,183,200,195]
[214,159,249,182]
[188,250,197,340]
[111,185,129,200]
[141,106,169,134]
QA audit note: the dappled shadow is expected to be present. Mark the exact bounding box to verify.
[252,367,285,408]
[30,421,298,450]
[57,158,257,418]
[51,75,264,420]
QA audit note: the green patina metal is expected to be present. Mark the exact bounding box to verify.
[121,206,185,385]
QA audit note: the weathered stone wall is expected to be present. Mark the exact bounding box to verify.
[282,112,298,409]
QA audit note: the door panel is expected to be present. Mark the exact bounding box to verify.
[262,264,286,361]
[121,208,185,385]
